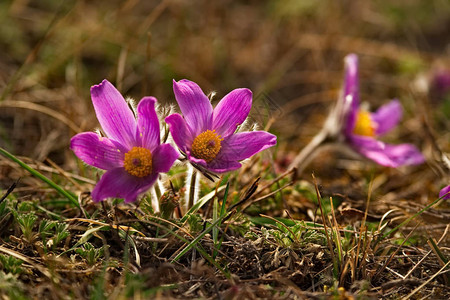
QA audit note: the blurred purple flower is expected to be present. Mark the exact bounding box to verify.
[340,54,425,167]
[70,80,179,203]
[439,185,450,200]
[431,69,450,98]
[165,79,277,173]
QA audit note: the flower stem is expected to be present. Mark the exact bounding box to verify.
[288,129,329,174]
[188,169,197,209]
[154,182,162,200]
[151,181,163,213]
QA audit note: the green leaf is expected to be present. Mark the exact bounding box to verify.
[180,185,227,223]
[0,147,79,208]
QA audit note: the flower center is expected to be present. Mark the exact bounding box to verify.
[123,147,152,177]
[353,110,376,137]
[191,130,223,163]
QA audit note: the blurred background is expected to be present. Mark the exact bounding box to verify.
[1,0,450,191]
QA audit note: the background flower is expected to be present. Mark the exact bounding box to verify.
[166,79,276,173]
[70,80,178,202]
[341,54,425,168]
[439,185,450,200]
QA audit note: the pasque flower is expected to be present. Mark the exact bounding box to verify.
[165,79,277,173]
[439,185,450,200]
[289,54,425,172]
[70,80,179,203]
[339,54,425,167]
[431,69,450,99]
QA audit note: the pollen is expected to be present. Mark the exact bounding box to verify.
[123,147,152,177]
[191,130,223,163]
[353,110,376,137]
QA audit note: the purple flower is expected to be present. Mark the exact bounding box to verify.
[431,69,450,98]
[439,185,450,200]
[165,79,277,173]
[70,80,179,203]
[340,54,425,167]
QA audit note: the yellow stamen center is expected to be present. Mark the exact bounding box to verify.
[353,110,376,137]
[123,147,152,177]
[191,130,223,163]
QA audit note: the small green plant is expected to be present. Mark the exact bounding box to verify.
[51,223,69,249]
[38,220,70,251]
[260,219,327,248]
[17,201,34,213]
[0,271,25,299]
[15,212,38,243]
[0,199,9,217]
[186,213,203,234]
[39,219,56,241]
[0,254,23,275]
[75,242,104,266]
[124,273,148,298]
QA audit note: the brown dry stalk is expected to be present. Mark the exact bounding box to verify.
[374,223,421,280]
[0,100,82,133]
[0,245,53,279]
[402,260,450,300]
[404,224,449,279]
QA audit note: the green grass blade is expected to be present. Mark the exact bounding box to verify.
[220,182,229,217]
[172,211,231,263]
[212,197,219,244]
[382,195,445,239]
[145,217,229,277]
[428,238,448,264]
[0,147,79,208]
[180,185,226,223]
[213,182,229,258]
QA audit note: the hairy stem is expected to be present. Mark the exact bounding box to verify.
[188,169,198,209]
[288,129,329,174]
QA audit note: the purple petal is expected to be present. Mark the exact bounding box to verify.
[212,88,252,138]
[206,159,242,173]
[152,143,179,173]
[91,80,137,149]
[173,79,213,136]
[349,135,386,151]
[91,168,158,203]
[382,144,425,166]
[343,54,360,136]
[218,131,277,162]
[371,99,403,136]
[344,54,359,104]
[165,113,194,153]
[439,185,450,200]
[355,147,399,167]
[186,150,208,167]
[188,148,241,173]
[70,132,124,170]
[137,97,160,151]
[355,142,425,167]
